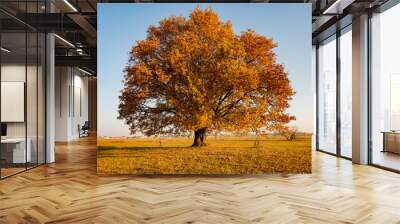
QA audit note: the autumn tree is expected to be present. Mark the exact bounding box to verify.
[118,7,295,147]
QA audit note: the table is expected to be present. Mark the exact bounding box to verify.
[1,138,31,163]
[381,131,400,154]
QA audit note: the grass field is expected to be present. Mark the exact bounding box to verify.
[97,135,311,174]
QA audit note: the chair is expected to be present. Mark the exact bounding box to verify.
[79,121,90,138]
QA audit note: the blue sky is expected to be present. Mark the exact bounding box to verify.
[98,3,312,137]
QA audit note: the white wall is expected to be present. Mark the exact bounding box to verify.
[55,67,89,141]
[1,65,27,140]
[72,72,89,138]
[1,64,40,138]
[55,66,70,141]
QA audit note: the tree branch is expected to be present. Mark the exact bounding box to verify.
[214,90,233,114]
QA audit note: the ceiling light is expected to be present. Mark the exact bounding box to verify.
[63,0,78,12]
[323,1,340,14]
[54,34,75,48]
[1,47,11,53]
[76,49,84,55]
[323,0,354,15]
[78,67,92,76]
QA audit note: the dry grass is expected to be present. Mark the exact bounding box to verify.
[97,135,311,174]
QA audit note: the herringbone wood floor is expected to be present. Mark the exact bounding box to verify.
[1,137,400,224]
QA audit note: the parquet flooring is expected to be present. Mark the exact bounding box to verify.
[1,137,400,223]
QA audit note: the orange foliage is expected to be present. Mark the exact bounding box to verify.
[118,7,295,142]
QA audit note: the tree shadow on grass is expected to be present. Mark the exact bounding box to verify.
[97,146,193,151]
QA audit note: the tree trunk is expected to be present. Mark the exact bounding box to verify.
[192,128,207,147]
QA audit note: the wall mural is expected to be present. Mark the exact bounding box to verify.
[97,3,313,174]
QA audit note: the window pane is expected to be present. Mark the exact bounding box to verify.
[340,28,352,158]
[1,31,27,177]
[318,36,337,154]
[27,31,38,169]
[371,3,400,171]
